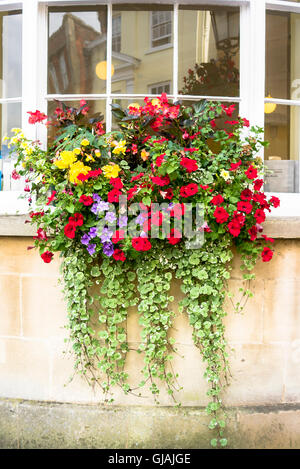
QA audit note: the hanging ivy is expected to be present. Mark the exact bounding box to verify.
[7,96,280,447]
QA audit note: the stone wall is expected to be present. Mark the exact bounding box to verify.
[1,235,300,448]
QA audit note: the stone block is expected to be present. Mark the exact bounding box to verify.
[0,275,20,336]
[21,276,67,339]
[0,338,50,400]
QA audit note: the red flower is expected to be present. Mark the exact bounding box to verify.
[109,177,123,190]
[131,173,144,182]
[41,251,54,263]
[27,110,47,124]
[46,190,56,206]
[245,165,258,180]
[262,234,274,243]
[151,175,170,186]
[180,183,198,198]
[170,203,185,219]
[69,213,84,227]
[64,223,76,239]
[248,225,258,241]
[221,104,235,116]
[261,247,273,262]
[242,118,250,127]
[79,195,94,206]
[269,196,280,208]
[228,220,241,237]
[214,207,229,224]
[230,160,242,171]
[113,249,126,262]
[33,228,48,241]
[160,187,174,200]
[180,157,198,173]
[155,154,165,167]
[253,179,263,191]
[167,228,182,245]
[95,122,105,136]
[108,189,121,203]
[210,119,216,128]
[210,195,224,206]
[112,230,125,244]
[237,201,253,214]
[254,209,266,224]
[127,186,138,201]
[232,211,246,226]
[151,211,164,227]
[131,237,152,252]
[225,120,239,126]
[240,189,253,201]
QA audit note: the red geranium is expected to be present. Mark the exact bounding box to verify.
[253,179,263,191]
[112,230,125,243]
[69,213,84,227]
[180,183,198,198]
[269,196,280,208]
[108,189,121,203]
[240,189,253,201]
[110,177,123,190]
[41,251,54,263]
[237,201,253,214]
[132,237,152,252]
[113,249,126,262]
[155,154,165,167]
[180,157,198,173]
[214,207,229,224]
[64,223,76,239]
[254,209,266,224]
[210,195,224,206]
[167,228,182,245]
[245,165,258,180]
[261,247,273,262]
[228,220,241,237]
[79,194,94,206]
[230,160,242,171]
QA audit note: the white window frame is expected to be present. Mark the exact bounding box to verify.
[1,0,300,217]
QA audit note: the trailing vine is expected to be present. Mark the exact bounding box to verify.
[7,95,280,447]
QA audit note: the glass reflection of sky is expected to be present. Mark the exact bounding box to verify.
[2,13,22,98]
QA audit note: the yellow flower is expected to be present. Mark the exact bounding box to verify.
[94,149,101,157]
[73,148,81,155]
[141,149,149,161]
[151,98,161,107]
[81,138,90,147]
[220,169,230,181]
[69,161,91,184]
[85,154,95,163]
[102,163,121,179]
[112,140,127,156]
[54,150,77,169]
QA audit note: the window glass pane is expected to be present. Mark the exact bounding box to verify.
[48,6,107,94]
[0,102,22,191]
[264,104,300,193]
[0,11,22,99]
[111,5,173,94]
[178,6,240,97]
[266,10,300,101]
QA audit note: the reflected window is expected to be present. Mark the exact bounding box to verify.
[111,5,173,95]
[112,15,121,53]
[178,6,239,97]
[149,81,171,95]
[48,6,107,95]
[151,11,172,49]
[0,11,22,99]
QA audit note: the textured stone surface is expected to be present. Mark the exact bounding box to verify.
[1,399,300,449]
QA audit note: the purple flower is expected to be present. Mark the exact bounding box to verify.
[88,227,98,239]
[93,193,102,203]
[100,227,113,243]
[91,200,110,215]
[81,234,91,245]
[102,242,114,257]
[118,215,128,228]
[105,211,117,223]
[135,213,147,225]
[87,243,96,255]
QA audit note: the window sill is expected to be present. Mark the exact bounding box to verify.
[0,214,299,238]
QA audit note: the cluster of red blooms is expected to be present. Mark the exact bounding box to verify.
[64,213,84,239]
[27,110,48,124]
[128,93,180,131]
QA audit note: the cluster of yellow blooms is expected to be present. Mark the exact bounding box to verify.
[111,139,127,156]
[102,164,121,179]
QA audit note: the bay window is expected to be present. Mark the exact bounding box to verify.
[1,0,300,217]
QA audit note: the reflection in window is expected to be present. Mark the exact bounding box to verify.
[266,10,300,101]
[111,5,173,94]
[0,102,22,191]
[178,7,239,97]
[112,15,121,53]
[151,11,172,49]
[149,81,171,95]
[48,7,107,94]
[0,11,22,99]
[265,104,300,193]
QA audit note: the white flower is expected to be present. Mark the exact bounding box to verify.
[220,169,230,181]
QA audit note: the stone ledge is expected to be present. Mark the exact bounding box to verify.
[1,398,300,449]
[0,215,300,238]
